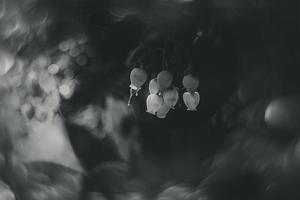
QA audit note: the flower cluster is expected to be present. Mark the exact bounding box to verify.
[128,67,200,118]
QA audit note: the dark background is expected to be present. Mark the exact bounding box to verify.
[53,0,300,196]
[3,0,300,199]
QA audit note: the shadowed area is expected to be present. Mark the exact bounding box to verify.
[1,0,300,200]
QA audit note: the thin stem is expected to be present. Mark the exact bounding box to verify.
[128,88,134,106]
[128,88,138,106]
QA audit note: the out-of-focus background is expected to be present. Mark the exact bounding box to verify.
[1,0,300,199]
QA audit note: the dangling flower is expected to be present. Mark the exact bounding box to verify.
[128,67,147,106]
[182,74,199,92]
[157,70,173,91]
[146,94,163,115]
[149,78,160,94]
[163,87,179,109]
[156,104,171,118]
[183,91,200,111]
[130,67,148,91]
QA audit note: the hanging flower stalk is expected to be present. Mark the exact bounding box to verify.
[182,42,200,111]
[182,74,200,111]
[128,66,148,106]
[147,44,177,117]
[157,45,173,92]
